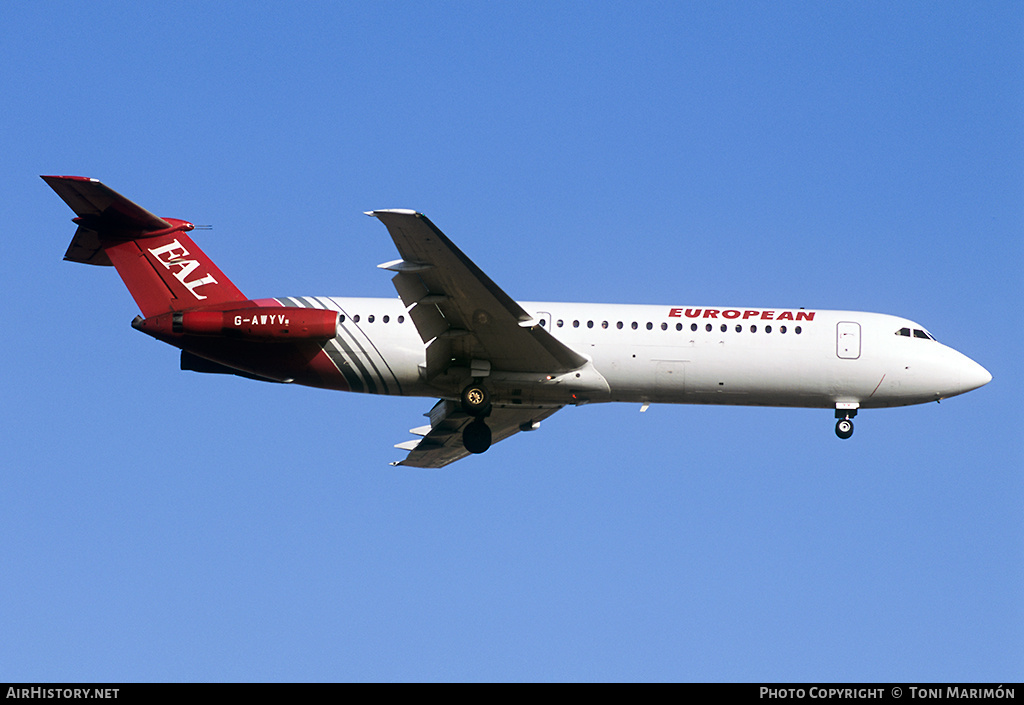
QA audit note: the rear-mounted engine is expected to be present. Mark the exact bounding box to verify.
[133,306,338,342]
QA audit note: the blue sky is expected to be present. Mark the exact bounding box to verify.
[2,2,1021,681]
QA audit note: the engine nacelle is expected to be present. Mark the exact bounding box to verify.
[133,306,339,342]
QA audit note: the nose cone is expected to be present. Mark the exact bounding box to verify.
[896,344,991,403]
[959,356,992,394]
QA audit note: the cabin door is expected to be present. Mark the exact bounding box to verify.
[655,360,687,398]
[836,322,861,359]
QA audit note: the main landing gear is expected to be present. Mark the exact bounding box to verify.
[461,383,492,454]
[834,408,857,440]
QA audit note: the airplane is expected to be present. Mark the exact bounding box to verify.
[43,175,992,467]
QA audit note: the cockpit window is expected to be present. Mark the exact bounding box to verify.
[897,327,936,341]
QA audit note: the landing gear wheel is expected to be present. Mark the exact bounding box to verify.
[463,419,492,454]
[461,383,491,417]
[835,418,854,440]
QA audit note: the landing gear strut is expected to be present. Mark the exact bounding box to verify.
[834,407,857,440]
[461,382,493,453]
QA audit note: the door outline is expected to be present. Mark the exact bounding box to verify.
[837,321,861,360]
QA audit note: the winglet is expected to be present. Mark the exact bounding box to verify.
[365,209,419,217]
[377,259,433,273]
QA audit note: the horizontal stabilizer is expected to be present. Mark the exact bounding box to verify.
[42,176,171,236]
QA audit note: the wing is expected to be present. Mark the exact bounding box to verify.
[393,401,563,468]
[367,210,587,379]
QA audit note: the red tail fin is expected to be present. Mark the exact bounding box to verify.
[43,176,247,317]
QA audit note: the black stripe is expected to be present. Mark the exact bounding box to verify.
[326,295,405,396]
[277,297,367,391]
[333,322,378,394]
[315,297,394,396]
[283,295,402,396]
[321,338,365,393]
[307,297,376,394]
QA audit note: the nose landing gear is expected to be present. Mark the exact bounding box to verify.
[835,418,854,439]
[834,406,857,440]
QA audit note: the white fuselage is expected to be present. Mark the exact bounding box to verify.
[282,296,991,411]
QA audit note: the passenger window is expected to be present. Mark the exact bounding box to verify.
[646,322,653,330]
[661,322,668,331]
[720,324,727,333]
[780,326,787,334]
[795,326,802,334]
[353,314,360,323]
[750,324,757,333]
[735,324,742,333]
[573,320,580,328]
[368,315,374,323]
[556,319,564,328]
[602,321,609,329]
[382,315,389,323]
[339,315,346,323]
[617,321,623,329]
[632,322,638,330]
[765,325,772,333]
[398,315,405,323]
[705,323,712,332]
[691,323,698,332]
